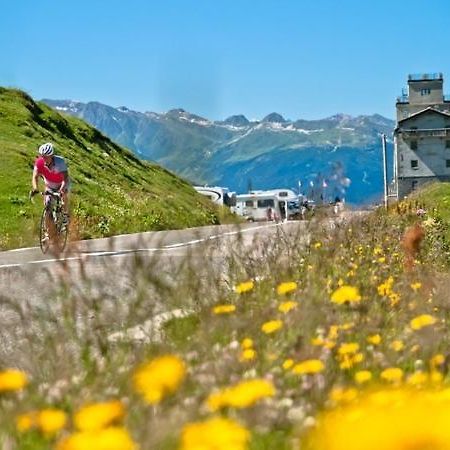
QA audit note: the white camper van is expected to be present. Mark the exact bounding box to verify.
[194,186,236,207]
[234,189,299,221]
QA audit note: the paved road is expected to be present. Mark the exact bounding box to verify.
[0,220,311,364]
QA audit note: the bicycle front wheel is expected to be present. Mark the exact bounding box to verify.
[39,208,53,254]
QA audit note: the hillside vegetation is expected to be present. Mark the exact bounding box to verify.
[1,183,450,449]
[0,88,230,250]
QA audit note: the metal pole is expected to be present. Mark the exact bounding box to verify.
[382,133,388,209]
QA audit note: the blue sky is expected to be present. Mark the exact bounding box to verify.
[2,0,450,120]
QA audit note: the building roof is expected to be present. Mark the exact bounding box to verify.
[398,107,450,124]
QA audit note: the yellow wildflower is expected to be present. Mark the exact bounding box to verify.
[305,388,450,450]
[38,409,67,435]
[212,304,236,314]
[16,412,35,432]
[329,387,358,403]
[56,426,136,450]
[328,325,339,340]
[339,353,364,370]
[261,320,283,334]
[380,367,404,383]
[367,334,381,345]
[330,285,361,305]
[241,338,253,349]
[0,369,28,392]
[180,417,249,450]
[313,242,322,249]
[282,359,294,370]
[207,379,275,411]
[354,370,372,384]
[377,276,394,296]
[338,342,359,355]
[410,314,437,330]
[377,256,386,263]
[407,371,428,386]
[133,355,186,404]
[239,349,256,361]
[292,359,325,375]
[234,281,254,294]
[411,282,422,291]
[389,292,401,306]
[278,301,298,313]
[74,401,124,432]
[311,336,325,346]
[276,281,298,295]
[340,322,355,331]
[430,354,445,369]
[390,340,405,352]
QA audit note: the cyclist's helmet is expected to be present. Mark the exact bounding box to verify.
[38,142,54,156]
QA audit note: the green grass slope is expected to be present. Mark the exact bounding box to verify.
[0,88,227,250]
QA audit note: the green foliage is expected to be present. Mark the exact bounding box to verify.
[0,87,238,250]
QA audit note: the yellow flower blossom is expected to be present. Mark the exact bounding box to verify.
[410,314,437,330]
[410,282,422,291]
[407,371,428,386]
[234,281,254,294]
[292,359,325,375]
[367,334,381,345]
[38,409,67,435]
[328,325,339,340]
[16,412,35,432]
[0,369,28,392]
[340,322,355,331]
[276,281,298,295]
[74,401,125,432]
[389,292,401,307]
[390,340,405,352]
[207,379,275,411]
[180,417,250,450]
[313,242,322,249]
[339,353,364,370]
[239,349,256,361]
[261,320,283,334]
[338,342,360,355]
[133,355,186,405]
[311,336,325,346]
[306,388,450,450]
[330,285,361,305]
[241,338,253,349]
[56,426,136,450]
[329,387,358,403]
[377,277,394,296]
[380,367,404,383]
[377,256,386,263]
[212,304,236,314]
[278,301,298,313]
[282,359,294,370]
[430,354,445,369]
[354,370,372,384]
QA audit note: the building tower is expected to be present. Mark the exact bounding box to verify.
[394,73,450,199]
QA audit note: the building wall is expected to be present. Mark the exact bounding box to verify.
[396,113,450,198]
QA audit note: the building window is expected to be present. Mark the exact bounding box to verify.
[245,200,254,207]
[412,180,418,191]
[421,88,431,96]
[411,160,419,169]
[446,160,450,168]
[410,140,418,150]
[446,140,450,148]
[257,199,275,208]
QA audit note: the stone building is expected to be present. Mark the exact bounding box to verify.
[394,73,450,199]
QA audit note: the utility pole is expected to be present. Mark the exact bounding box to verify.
[381,133,388,209]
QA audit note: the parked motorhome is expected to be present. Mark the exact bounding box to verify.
[234,189,299,221]
[194,186,236,207]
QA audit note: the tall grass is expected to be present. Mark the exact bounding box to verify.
[1,201,450,449]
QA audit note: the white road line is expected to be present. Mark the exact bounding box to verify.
[0,221,286,269]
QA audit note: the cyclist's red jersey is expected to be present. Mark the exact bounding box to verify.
[34,156,66,184]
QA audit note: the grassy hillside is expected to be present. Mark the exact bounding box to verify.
[0,88,231,250]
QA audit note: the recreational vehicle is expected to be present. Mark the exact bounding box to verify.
[194,186,236,207]
[234,189,299,221]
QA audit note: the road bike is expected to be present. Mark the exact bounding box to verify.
[34,190,69,253]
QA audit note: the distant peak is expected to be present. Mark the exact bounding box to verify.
[328,113,353,122]
[262,112,286,123]
[117,106,130,112]
[223,114,250,127]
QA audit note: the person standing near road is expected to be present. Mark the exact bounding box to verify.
[30,142,70,224]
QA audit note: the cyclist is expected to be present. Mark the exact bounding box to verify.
[30,143,70,224]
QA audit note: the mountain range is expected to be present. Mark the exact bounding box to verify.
[42,99,395,204]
